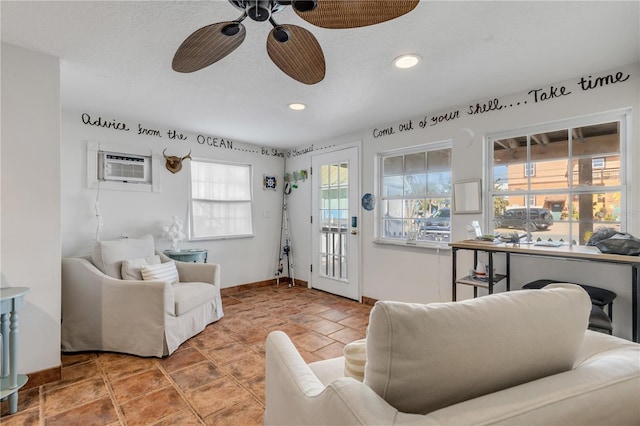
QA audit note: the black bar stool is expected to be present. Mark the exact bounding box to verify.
[523,279,617,334]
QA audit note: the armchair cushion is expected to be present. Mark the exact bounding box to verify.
[121,255,161,280]
[364,283,591,415]
[141,261,179,284]
[172,282,217,316]
[91,234,155,279]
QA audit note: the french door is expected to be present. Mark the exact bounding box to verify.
[311,146,360,300]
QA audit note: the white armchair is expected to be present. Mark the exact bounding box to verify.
[61,235,223,357]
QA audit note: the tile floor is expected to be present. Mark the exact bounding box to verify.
[1,285,372,425]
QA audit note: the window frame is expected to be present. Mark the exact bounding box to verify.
[188,158,254,241]
[375,140,453,248]
[486,109,629,244]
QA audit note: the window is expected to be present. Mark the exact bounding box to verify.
[378,141,452,245]
[489,111,627,244]
[189,160,253,239]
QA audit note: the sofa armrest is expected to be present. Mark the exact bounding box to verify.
[61,257,172,357]
[265,331,407,425]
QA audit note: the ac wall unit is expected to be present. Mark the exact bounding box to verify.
[98,151,151,183]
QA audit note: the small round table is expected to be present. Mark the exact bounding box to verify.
[163,249,208,263]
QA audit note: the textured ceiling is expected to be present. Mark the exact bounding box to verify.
[2,1,639,149]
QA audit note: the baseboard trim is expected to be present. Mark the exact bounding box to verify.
[361,296,378,306]
[24,365,61,390]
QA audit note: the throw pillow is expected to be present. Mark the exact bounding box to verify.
[343,338,366,382]
[121,255,162,280]
[141,261,179,284]
[91,234,155,279]
[363,283,591,415]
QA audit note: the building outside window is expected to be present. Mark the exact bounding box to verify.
[189,160,253,239]
[488,111,627,245]
[377,141,452,245]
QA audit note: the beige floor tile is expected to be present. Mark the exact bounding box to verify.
[43,377,109,417]
[169,361,225,391]
[44,397,119,426]
[328,327,367,344]
[120,386,187,426]
[220,352,265,381]
[150,408,203,425]
[202,394,264,426]
[111,368,171,403]
[158,347,207,373]
[184,376,253,418]
[313,341,346,360]
[100,356,157,382]
[305,318,345,335]
[292,332,335,353]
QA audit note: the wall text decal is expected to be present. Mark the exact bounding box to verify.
[79,112,286,158]
[81,113,130,131]
[286,143,337,158]
[138,124,162,137]
[371,68,633,139]
[196,134,233,149]
[578,72,630,91]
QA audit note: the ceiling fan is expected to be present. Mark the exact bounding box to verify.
[172,0,419,85]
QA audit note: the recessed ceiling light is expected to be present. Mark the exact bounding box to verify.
[288,102,306,111]
[394,54,420,69]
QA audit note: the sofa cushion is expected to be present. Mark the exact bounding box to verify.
[363,283,591,415]
[91,234,155,279]
[141,261,179,285]
[121,255,161,280]
[171,282,216,316]
[343,339,366,382]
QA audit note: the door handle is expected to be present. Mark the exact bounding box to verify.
[351,230,358,235]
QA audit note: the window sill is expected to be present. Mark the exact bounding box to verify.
[373,239,451,251]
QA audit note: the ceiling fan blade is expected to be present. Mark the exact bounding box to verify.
[172,21,246,73]
[266,24,326,85]
[293,0,419,29]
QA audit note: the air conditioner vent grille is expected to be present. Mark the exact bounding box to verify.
[98,150,151,183]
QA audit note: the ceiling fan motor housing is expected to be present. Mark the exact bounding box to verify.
[248,0,271,21]
[230,0,288,22]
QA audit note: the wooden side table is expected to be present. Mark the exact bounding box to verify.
[164,249,208,263]
[0,286,30,414]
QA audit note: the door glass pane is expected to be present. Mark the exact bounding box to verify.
[318,161,349,281]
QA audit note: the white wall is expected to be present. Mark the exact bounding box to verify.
[1,43,61,374]
[287,63,640,340]
[61,110,286,288]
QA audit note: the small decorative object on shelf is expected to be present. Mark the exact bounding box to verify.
[162,216,185,251]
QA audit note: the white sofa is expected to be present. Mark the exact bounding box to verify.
[265,284,640,425]
[61,235,223,357]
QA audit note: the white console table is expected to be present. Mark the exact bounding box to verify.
[0,287,29,414]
